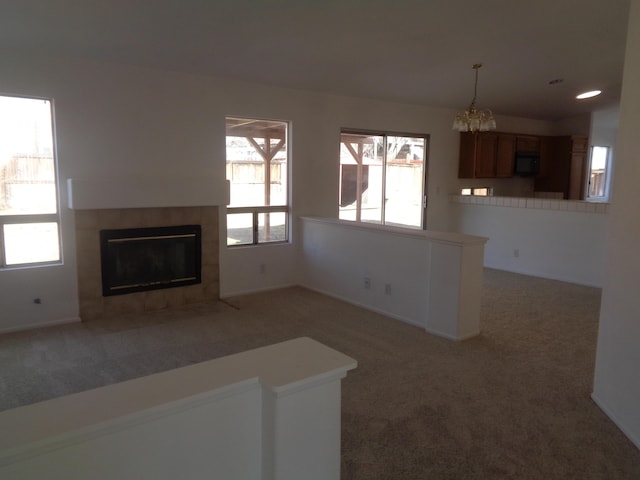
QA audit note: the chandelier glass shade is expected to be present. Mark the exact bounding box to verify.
[453,64,496,133]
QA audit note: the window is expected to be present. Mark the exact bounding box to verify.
[461,187,493,196]
[586,145,611,201]
[339,131,428,228]
[0,95,60,267]
[225,117,289,246]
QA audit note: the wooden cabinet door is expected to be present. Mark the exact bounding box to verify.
[475,133,497,178]
[517,135,540,152]
[568,136,588,200]
[536,136,552,179]
[458,132,476,178]
[496,134,515,177]
[534,136,572,197]
[571,135,588,153]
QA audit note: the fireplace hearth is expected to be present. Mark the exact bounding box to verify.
[100,225,202,296]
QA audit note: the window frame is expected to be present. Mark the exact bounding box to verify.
[0,94,62,269]
[586,145,612,202]
[461,187,493,196]
[225,116,290,247]
[338,128,429,229]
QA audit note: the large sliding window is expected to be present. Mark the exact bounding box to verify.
[225,117,289,246]
[339,131,428,228]
[0,95,60,268]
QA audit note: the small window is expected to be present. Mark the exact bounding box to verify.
[461,187,493,196]
[225,117,289,246]
[586,146,611,201]
[0,95,61,268]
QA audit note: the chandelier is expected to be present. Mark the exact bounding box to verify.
[452,63,496,133]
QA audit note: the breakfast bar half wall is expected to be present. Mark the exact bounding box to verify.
[299,217,488,341]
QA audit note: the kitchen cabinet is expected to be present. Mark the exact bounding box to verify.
[459,132,588,195]
[568,135,588,200]
[458,132,515,178]
[535,136,570,195]
[475,133,498,177]
[516,135,540,152]
[496,134,516,177]
[534,135,587,199]
[458,132,477,178]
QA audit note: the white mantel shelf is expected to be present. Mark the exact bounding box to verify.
[67,177,229,210]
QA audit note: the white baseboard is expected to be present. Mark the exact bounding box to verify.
[591,392,640,450]
[299,283,422,326]
[220,283,297,299]
[300,284,482,341]
[0,317,81,335]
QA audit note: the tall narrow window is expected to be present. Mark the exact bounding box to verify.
[225,117,289,246]
[586,145,611,201]
[0,95,60,267]
[339,131,427,228]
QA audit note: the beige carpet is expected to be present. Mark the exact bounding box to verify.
[1,268,639,479]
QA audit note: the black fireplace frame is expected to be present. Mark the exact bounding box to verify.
[100,224,202,297]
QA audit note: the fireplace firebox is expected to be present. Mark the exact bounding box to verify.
[100,225,202,297]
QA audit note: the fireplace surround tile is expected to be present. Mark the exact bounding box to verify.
[75,206,219,321]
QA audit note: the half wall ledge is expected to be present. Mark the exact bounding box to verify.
[299,217,488,340]
[0,337,357,480]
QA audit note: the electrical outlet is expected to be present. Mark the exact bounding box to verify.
[384,283,392,295]
[514,249,520,258]
[259,263,266,274]
[364,277,371,289]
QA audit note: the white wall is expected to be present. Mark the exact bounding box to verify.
[453,201,608,287]
[590,107,619,201]
[0,49,468,320]
[0,47,602,330]
[593,1,640,449]
[552,113,592,136]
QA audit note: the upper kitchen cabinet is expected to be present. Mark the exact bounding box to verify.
[496,134,516,177]
[534,135,588,199]
[458,132,587,194]
[535,136,572,195]
[568,135,588,200]
[458,132,477,178]
[516,135,540,153]
[475,132,498,177]
[458,132,515,178]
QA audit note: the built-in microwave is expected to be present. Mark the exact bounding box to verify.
[514,151,540,176]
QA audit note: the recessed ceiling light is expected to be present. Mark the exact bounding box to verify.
[576,90,602,99]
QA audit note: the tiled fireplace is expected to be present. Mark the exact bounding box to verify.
[74,206,219,321]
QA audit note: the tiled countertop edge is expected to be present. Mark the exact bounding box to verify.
[450,195,609,214]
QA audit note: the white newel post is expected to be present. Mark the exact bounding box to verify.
[427,239,486,340]
[262,376,344,480]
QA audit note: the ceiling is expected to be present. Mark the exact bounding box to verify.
[0,0,630,121]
